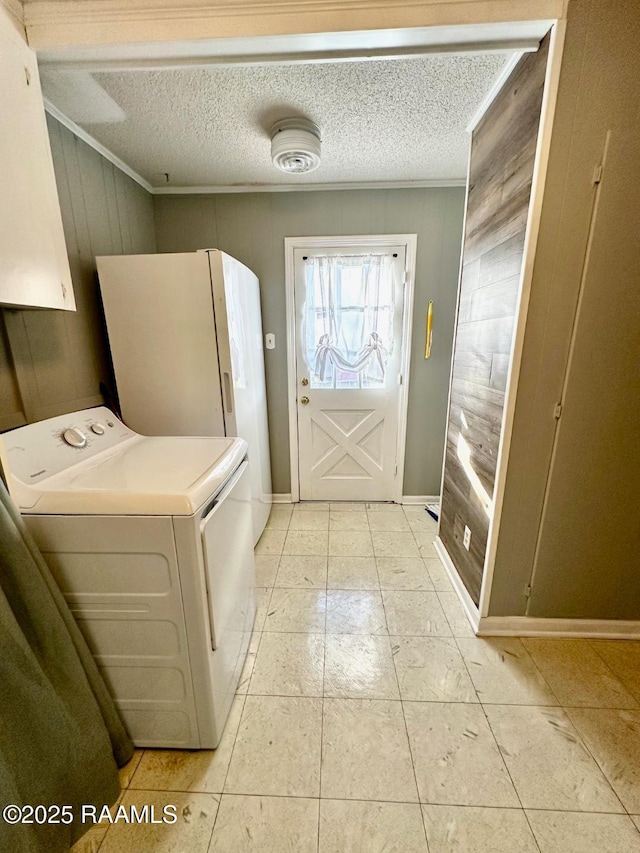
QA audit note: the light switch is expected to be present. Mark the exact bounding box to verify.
[265,333,276,350]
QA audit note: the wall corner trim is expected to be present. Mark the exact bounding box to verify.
[271,493,293,503]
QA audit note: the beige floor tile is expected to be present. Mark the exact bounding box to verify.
[210,795,319,853]
[283,530,328,556]
[330,502,367,511]
[632,815,640,832]
[319,800,428,852]
[372,532,420,558]
[326,590,388,635]
[321,698,419,801]
[255,529,286,555]
[526,810,640,853]
[264,589,326,633]
[324,634,399,699]
[99,791,219,853]
[329,511,370,531]
[130,697,244,793]
[367,511,410,532]
[405,513,439,534]
[328,531,374,556]
[118,749,143,788]
[523,639,638,708]
[294,501,331,511]
[590,641,640,703]
[249,632,324,697]
[254,586,273,631]
[567,708,640,812]
[484,705,623,812]
[422,805,538,853]
[376,557,434,591]
[423,558,452,590]
[265,509,292,530]
[413,530,438,555]
[391,636,477,702]
[367,502,403,512]
[71,794,123,853]
[437,590,476,637]
[236,649,257,694]
[275,555,327,588]
[403,701,518,807]
[328,556,379,590]
[456,638,558,705]
[225,695,322,796]
[288,511,331,531]
[254,555,280,587]
[382,590,452,636]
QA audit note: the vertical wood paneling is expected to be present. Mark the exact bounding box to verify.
[439,37,549,605]
[0,115,156,427]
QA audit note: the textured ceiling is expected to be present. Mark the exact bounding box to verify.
[41,54,508,188]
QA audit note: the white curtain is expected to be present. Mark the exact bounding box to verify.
[303,254,395,388]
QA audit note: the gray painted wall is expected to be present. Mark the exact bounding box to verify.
[489,0,640,619]
[0,115,156,433]
[154,188,465,496]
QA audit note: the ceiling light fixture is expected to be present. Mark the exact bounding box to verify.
[271,118,321,174]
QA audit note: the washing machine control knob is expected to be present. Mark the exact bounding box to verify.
[90,423,106,435]
[62,427,87,448]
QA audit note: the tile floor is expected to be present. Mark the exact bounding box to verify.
[74,502,640,852]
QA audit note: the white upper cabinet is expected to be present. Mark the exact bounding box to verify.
[0,8,74,310]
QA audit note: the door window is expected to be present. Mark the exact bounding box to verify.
[302,253,396,390]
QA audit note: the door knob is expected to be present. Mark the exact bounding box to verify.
[300,396,310,405]
[301,377,309,386]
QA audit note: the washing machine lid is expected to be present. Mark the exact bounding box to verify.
[0,407,248,516]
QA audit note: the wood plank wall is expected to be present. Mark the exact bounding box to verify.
[0,115,156,433]
[439,36,549,605]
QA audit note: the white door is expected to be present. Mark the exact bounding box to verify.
[293,244,407,501]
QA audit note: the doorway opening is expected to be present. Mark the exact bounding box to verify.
[285,234,416,502]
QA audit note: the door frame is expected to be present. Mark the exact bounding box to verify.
[285,233,417,503]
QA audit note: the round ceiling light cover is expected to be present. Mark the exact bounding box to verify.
[271,118,321,174]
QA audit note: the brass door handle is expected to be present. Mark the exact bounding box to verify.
[301,377,309,386]
[300,396,310,405]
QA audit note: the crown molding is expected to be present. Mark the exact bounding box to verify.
[44,100,153,192]
[155,179,467,194]
[25,0,564,49]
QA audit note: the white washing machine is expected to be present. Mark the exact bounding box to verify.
[0,407,256,749]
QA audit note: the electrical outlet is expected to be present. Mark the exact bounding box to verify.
[463,525,471,551]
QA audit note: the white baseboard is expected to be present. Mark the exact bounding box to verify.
[272,493,293,504]
[432,536,480,633]
[401,494,440,506]
[477,616,640,640]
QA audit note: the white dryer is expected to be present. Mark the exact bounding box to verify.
[0,407,256,749]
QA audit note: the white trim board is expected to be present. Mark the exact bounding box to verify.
[271,493,293,503]
[466,50,525,132]
[401,495,440,505]
[477,617,640,640]
[433,536,481,633]
[284,234,416,504]
[478,20,567,619]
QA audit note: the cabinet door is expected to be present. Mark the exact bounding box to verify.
[0,11,74,310]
